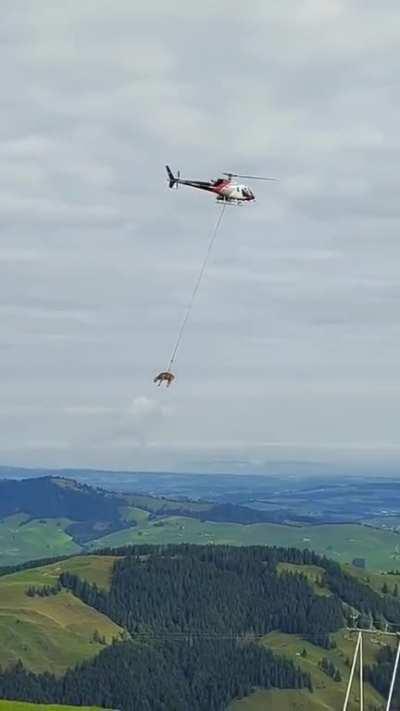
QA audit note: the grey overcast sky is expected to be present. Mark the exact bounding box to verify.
[1,0,400,474]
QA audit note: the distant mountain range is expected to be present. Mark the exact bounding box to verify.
[2,464,400,518]
[0,475,294,531]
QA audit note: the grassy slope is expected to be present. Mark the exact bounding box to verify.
[0,556,122,674]
[0,516,80,567]
[277,562,331,596]
[52,555,120,590]
[344,563,400,595]
[89,516,400,570]
[2,495,400,572]
[232,630,388,710]
[119,506,150,526]
[230,689,324,710]
[0,703,105,711]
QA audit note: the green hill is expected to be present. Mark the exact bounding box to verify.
[260,631,384,710]
[0,556,122,674]
[232,629,391,710]
[0,546,397,710]
[0,478,214,566]
[0,515,80,567]
[230,688,330,710]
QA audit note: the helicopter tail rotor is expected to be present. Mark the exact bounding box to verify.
[166,165,181,189]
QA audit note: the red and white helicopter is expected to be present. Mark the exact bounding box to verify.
[166,166,278,204]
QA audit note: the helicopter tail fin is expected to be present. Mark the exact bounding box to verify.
[166,165,177,188]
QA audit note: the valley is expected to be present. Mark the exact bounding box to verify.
[2,475,400,571]
[88,517,400,571]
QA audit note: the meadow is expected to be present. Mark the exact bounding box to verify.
[231,630,388,711]
[0,556,121,674]
[2,508,400,572]
[90,516,400,571]
[0,516,79,567]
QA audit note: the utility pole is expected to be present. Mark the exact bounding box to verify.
[344,628,400,711]
[342,631,363,711]
[385,634,400,711]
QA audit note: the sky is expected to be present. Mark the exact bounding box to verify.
[1,0,400,474]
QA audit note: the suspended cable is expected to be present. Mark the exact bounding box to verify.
[166,202,227,372]
[125,627,383,643]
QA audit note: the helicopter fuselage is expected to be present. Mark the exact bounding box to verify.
[173,177,255,203]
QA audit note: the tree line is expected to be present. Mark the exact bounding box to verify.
[324,565,400,627]
[367,644,400,704]
[25,581,62,598]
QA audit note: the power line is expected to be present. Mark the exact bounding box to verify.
[125,626,400,643]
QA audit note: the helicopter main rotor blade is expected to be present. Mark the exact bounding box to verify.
[223,172,279,181]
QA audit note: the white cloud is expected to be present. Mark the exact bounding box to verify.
[128,396,170,419]
[1,1,400,472]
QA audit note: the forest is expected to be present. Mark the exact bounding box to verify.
[367,645,400,704]
[0,544,341,710]
[0,639,311,711]
[60,545,344,645]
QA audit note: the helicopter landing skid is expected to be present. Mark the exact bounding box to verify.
[216,198,243,206]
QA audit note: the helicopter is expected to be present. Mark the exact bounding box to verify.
[165,165,278,204]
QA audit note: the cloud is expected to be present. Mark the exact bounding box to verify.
[1,1,400,472]
[67,397,173,453]
[128,396,170,420]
